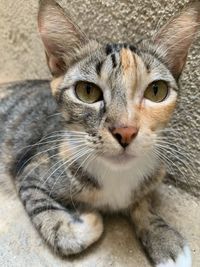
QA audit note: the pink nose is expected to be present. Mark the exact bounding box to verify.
[111,126,138,148]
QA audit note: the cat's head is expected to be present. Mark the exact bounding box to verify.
[38,0,200,170]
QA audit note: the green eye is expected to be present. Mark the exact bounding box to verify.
[144,81,168,102]
[75,81,103,104]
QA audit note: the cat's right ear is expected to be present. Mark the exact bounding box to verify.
[38,0,88,76]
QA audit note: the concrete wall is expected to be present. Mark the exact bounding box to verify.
[0,0,199,196]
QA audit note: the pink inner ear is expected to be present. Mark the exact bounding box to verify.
[170,54,188,80]
[47,54,65,76]
[38,0,89,77]
[41,31,67,76]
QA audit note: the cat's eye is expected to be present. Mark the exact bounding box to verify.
[75,81,103,104]
[144,81,168,103]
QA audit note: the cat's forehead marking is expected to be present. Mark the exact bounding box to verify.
[120,48,138,99]
[120,48,135,71]
[105,43,137,55]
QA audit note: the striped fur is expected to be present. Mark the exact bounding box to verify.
[0,1,199,266]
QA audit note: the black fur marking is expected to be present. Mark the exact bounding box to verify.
[64,203,78,212]
[90,133,97,137]
[150,217,170,229]
[57,87,69,104]
[105,43,120,54]
[106,43,139,58]
[112,43,118,51]
[96,61,103,76]
[72,213,83,223]
[69,163,100,189]
[31,198,50,205]
[129,44,137,53]
[111,54,117,68]
[99,101,106,117]
[12,148,36,176]
[30,205,66,217]
[21,194,32,205]
[19,185,50,196]
[156,223,170,229]
[149,217,164,226]
[53,220,63,233]
[169,252,177,263]
[105,44,113,55]
[37,222,43,231]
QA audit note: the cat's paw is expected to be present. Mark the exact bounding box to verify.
[138,219,191,267]
[156,246,192,267]
[34,211,103,256]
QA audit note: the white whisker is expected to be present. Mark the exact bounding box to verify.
[40,146,88,187]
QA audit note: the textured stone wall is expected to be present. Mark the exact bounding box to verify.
[0,0,199,196]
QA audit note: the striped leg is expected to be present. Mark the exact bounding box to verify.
[18,184,103,256]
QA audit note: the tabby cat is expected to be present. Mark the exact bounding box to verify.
[0,0,199,266]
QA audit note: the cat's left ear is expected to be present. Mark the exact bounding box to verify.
[153,2,200,80]
[38,0,88,76]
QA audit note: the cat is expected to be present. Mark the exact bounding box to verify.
[0,0,199,266]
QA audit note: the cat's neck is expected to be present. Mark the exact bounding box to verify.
[81,155,160,210]
[86,154,159,182]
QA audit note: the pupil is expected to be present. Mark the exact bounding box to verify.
[153,84,158,95]
[86,84,91,94]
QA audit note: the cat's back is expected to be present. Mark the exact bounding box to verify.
[0,80,60,172]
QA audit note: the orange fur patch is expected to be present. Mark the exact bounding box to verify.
[120,48,137,99]
[140,101,177,131]
[50,76,64,96]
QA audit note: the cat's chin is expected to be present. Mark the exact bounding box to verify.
[102,152,136,165]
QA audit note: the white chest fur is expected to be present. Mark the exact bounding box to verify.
[96,169,142,210]
[85,156,157,211]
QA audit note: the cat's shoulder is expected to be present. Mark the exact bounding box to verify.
[0,79,51,97]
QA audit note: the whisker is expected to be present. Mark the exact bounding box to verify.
[17,137,87,175]
[16,143,62,176]
[19,144,86,186]
[156,142,195,165]
[46,112,62,118]
[155,139,191,154]
[18,134,86,152]
[154,147,194,193]
[68,149,94,211]
[69,150,99,210]
[156,145,196,178]
[39,146,89,190]
[47,148,94,205]
[153,148,177,185]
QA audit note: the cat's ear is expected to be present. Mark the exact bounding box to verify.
[153,2,200,80]
[38,0,88,76]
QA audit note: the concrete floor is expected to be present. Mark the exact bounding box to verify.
[0,180,200,267]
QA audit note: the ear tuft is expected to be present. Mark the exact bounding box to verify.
[38,0,88,76]
[153,2,200,79]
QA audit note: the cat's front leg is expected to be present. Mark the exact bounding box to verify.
[130,195,191,267]
[18,185,103,256]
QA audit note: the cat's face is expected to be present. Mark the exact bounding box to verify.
[38,0,199,168]
[52,42,177,167]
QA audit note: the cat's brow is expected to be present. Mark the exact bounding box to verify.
[105,43,137,55]
[95,61,104,76]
